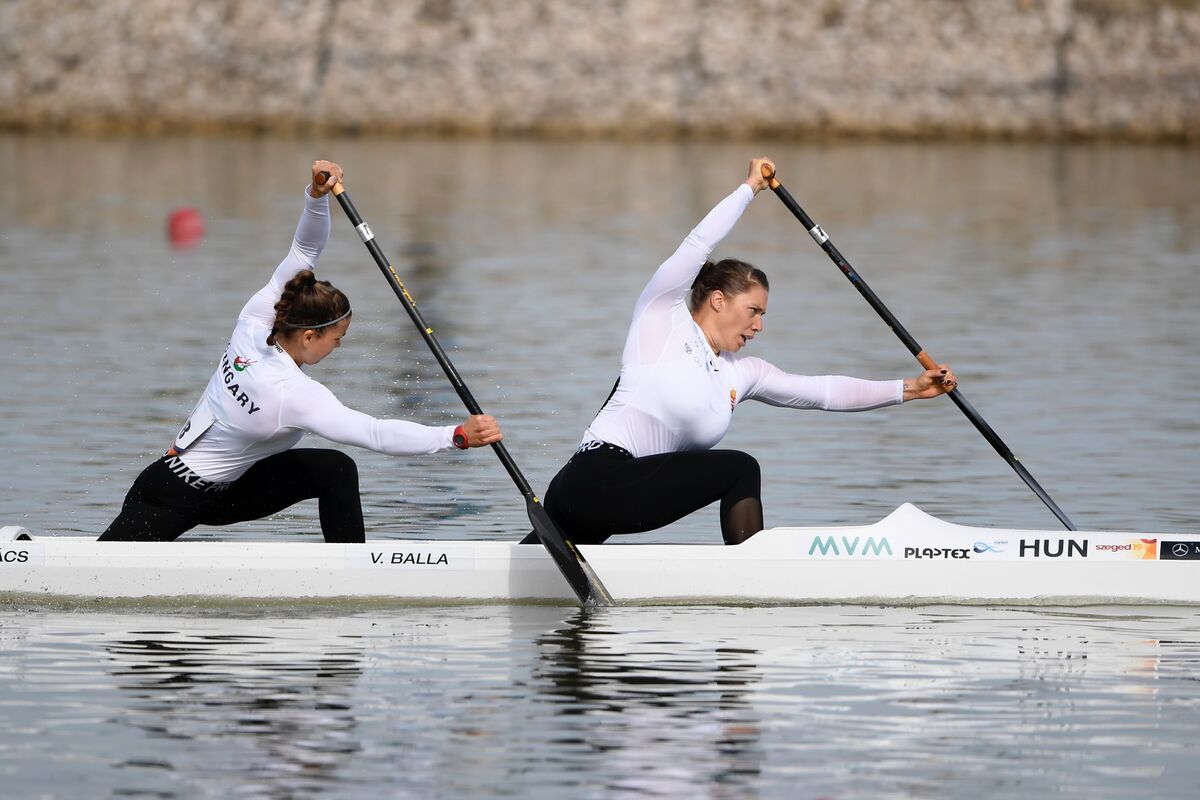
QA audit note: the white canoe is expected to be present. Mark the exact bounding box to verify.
[1,504,1197,605]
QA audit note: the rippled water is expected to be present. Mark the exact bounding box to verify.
[1,134,1198,796]
[2,606,1199,798]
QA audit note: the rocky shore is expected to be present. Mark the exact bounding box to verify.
[2,0,1197,140]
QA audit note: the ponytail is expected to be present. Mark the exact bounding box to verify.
[267,270,352,346]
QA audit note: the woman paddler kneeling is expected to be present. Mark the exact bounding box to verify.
[101,160,502,543]
[528,157,957,546]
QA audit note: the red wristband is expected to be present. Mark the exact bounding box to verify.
[452,425,469,449]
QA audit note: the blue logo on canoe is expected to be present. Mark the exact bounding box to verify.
[809,536,893,557]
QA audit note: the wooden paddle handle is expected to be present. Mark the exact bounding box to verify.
[316,170,345,196]
[915,351,938,371]
[760,162,781,190]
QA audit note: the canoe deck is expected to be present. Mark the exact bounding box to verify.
[1,504,1196,605]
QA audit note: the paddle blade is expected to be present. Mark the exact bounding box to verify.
[526,500,615,607]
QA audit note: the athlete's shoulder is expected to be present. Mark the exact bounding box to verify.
[726,351,774,370]
[278,367,339,404]
[234,308,274,333]
[726,352,780,390]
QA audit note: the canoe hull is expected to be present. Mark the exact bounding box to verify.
[2,505,1196,604]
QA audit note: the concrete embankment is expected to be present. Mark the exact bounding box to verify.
[2,0,1197,140]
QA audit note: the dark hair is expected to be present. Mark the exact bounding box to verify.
[687,259,770,312]
[266,270,352,347]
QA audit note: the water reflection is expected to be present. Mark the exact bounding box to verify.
[531,610,764,797]
[104,628,364,797]
[519,606,1200,799]
[3,606,1200,798]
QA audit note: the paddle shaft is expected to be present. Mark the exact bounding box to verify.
[330,191,526,490]
[320,175,614,605]
[764,168,1076,531]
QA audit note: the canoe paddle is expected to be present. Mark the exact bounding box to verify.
[761,164,1076,531]
[317,172,616,606]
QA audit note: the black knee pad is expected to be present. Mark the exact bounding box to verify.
[320,449,358,474]
[724,450,760,480]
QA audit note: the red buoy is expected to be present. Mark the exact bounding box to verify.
[168,207,205,248]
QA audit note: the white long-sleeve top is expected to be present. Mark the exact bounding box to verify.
[582,183,904,458]
[172,188,456,483]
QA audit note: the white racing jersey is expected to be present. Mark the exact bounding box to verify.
[172,188,456,483]
[583,183,904,458]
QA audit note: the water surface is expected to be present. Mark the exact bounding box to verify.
[0,135,1198,797]
[2,605,1199,798]
[1,136,1197,540]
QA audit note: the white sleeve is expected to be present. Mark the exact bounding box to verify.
[626,184,755,364]
[281,380,456,456]
[239,188,332,325]
[738,357,903,411]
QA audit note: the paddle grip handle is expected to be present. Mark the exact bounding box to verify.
[316,170,344,196]
[760,162,781,190]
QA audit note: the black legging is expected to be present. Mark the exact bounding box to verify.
[524,443,763,545]
[99,448,364,542]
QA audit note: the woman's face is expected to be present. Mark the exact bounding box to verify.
[300,317,351,365]
[711,285,767,353]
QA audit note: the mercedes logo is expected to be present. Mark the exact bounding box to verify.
[1173,543,1189,558]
